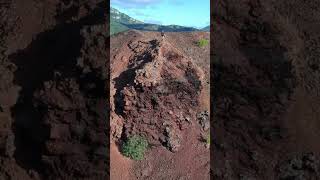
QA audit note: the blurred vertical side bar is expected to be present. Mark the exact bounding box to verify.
[106,0,111,179]
[210,0,320,179]
[210,0,214,179]
[3,0,109,179]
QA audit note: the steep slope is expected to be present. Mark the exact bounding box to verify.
[111,7,143,24]
[110,20,129,35]
[110,7,142,35]
[110,30,210,179]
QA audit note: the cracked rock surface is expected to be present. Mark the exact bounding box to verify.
[0,0,108,179]
[212,0,320,179]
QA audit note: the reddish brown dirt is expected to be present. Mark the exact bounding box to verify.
[110,142,133,180]
[110,30,210,179]
[0,0,108,179]
[212,0,320,179]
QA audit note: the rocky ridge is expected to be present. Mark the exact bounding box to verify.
[111,34,206,152]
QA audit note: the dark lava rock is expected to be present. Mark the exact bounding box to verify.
[0,1,108,179]
[164,126,182,152]
[197,110,210,131]
[278,153,320,180]
[212,0,320,178]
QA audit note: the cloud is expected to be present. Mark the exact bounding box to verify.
[132,11,148,17]
[144,19,163,25]
[111,0,162,8]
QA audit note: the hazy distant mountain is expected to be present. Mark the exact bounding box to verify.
[201,25,210,31]
[111,7,143,24]
[124,24,198,32]
[110,7,199,35]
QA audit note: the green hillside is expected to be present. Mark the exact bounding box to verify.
[111,7,143,25]
[110,20,129,35]
[124,23,198,32]
[110,7,200,35]
[201,25,210,31]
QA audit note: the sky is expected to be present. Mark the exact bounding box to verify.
[111,0,210,29]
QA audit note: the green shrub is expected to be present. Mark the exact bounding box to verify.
[122,135,148,160]
[200,133,210,147]
[196,38,209,47]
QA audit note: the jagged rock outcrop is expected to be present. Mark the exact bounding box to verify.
[111,36,205,152]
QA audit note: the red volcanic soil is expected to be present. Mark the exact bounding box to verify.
[110,30,210,179]
[212,0,320,179]
[0,1,108,179]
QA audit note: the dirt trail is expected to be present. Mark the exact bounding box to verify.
[110,143,133,180]
[110,30,210,179]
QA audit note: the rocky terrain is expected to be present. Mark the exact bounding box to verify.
[212,0,320,179]
[1,0,320,179]
[0,0,108,179]
[110,30,210,179]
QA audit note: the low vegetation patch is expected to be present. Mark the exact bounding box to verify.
[122,135,148,160]
[206,134,210,145]
[200,133,210,148]
[196,38,209,47]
